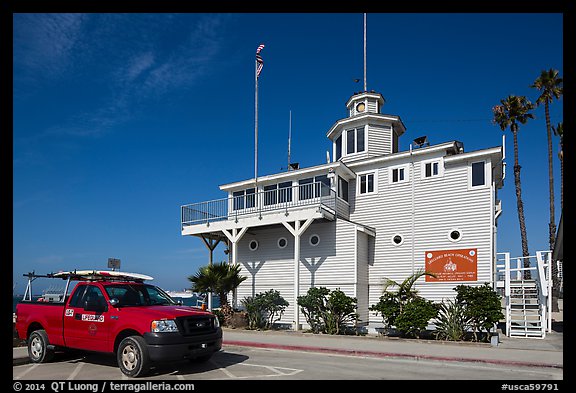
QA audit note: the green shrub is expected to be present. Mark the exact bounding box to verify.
[297,287,358,335]
[323,289,359,335]
[433,298,471,341]
[241,295,265,330]
[454,283,504,342]
[369,292,401,331]
[241,289,289,330]
[297,287,330,333]
[394,297,438,338]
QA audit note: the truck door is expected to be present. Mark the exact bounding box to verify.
[63,284,110,351]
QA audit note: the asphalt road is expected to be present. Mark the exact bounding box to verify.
[13,344,563,381]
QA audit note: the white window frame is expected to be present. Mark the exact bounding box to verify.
[309,234,321,247]
[356,170,378,196]
[339,126,367,158]
[277,237,288,249]
[389,164,409,184]
[248,239,259,251]
[391,233,404,247]
[468,160,489,190]
[448,228,463,243]
[421,158,443,179]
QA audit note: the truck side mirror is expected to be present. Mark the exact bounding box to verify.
[109,298,119,307]
[84,298,107,313]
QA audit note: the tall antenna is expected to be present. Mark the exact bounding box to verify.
[363,13,367,92]
[288,110,292,170]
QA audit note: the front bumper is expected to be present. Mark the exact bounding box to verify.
[143,328,222,362]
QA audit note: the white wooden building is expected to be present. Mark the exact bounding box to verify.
[181,90,505,331]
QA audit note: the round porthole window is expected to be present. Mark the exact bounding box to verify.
[309,234,320,246]
[391,234,404,246]
[278,237,287,249]
[248,239,259,251]
[448,229,462,242]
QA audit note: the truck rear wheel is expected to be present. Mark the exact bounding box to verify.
[28,329,54,363]
[117,336,151,378]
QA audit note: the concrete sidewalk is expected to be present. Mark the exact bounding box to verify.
[221,327,563,369]
[14,328,562,370]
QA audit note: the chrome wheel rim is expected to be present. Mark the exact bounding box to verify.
[30,336,43,359]
[121,344,138,371]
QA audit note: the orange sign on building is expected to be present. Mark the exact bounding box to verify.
[425,248,477,282]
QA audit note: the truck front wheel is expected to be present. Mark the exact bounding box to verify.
[117,336,151,378]
[28,330,54,363]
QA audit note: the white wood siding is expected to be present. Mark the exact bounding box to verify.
[349,152,495,325]
[367,124,392,157]
[235,219,360,327]
[356,230,370,325]
[367,100,378,113]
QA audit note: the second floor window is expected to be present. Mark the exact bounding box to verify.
[358,172,375,195]
[391,165,408,184]
[338,176,349,202]
[232,188,255,210]
[471,161,486,187]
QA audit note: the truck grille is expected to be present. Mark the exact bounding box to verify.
[176,316,215,336]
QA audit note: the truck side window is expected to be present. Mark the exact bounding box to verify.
[68,285,87,307]
[82,285,107,309]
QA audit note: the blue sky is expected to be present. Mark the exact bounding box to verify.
[12,13,563,293]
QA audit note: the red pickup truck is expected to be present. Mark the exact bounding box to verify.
[15,270,222,377]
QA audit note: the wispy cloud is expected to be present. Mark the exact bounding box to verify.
[13,13,86,82]
[13,14,234,165]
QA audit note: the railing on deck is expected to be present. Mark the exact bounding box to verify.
[495,251,552,336]
[181,182,340,227]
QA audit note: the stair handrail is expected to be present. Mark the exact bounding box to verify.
[536,250,553,333]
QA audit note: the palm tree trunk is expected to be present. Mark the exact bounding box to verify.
[544,102,559,312]
[511,126,531,279]
[545,101,557,251]
[560,152,563,211]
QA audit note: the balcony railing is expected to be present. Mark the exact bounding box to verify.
[181,182,341,227]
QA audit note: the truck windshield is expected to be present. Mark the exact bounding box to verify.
[104,284,178,307]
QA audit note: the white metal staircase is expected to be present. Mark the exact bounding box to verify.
[496,251,552,339]
[508,279,545,337]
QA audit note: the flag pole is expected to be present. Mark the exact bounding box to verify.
[255,56,259,189]
[364,13,367,92]
[254,44,265,190]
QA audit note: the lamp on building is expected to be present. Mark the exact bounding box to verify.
[413,136,429,148]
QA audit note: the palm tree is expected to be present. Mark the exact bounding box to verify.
[552,122,563,212]
[492,95,535,279]
[531,69,563,254]
[188,261,247,323]
[381,269,437,311]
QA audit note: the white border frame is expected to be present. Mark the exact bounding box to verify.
[389,164,410,184]
[391,233,404,247]
[468,159,489,190]
[447,228,463,242]
[356,169,378,196]
[421,158,444,180]
[277,237,288,249]
[309,234,320,247]
[248,239,259,251]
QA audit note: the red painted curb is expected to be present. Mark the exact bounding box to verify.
[223,340,563,370]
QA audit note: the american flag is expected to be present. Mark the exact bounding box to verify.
[256,44,265,78]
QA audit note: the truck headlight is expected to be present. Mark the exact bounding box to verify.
[213,315,220,328]
[151,319,179,333]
